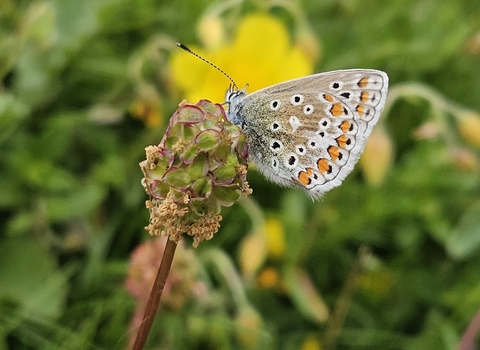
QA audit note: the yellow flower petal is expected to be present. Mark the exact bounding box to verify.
[276,46,313,84]
[265,217,285,259]
[233,13,289,69]
[170,46,208,92]
[457,111,480,148]
[169,13,316,104]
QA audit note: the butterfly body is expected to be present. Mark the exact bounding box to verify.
[226,69,389,199]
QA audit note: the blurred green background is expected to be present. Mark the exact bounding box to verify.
[1,0,480,349]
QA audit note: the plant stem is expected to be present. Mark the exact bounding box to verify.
[132,238,178,350]
[323,246,370,350]
[457,308,480,350]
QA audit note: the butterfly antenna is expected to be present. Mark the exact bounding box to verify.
[176,42,238,90]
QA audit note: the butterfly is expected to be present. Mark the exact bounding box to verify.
[225,69,388,198]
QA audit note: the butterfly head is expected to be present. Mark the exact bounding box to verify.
[225,84,249,126]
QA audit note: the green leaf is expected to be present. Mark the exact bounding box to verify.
[0,93,30,147]
[213,164,236,183]
[186,153,208,179]
[177,105,204,123]
[446,200,480,260]
[192,178,212,197]
[0,238,69,322]
[212,185,241,207]
[46,181,105,221]
[281,190,309,262]
[283,268,329,324]
[163,168,192,188]
[405,311,457,350]
[196,129,220,151]
[182,144,199,164]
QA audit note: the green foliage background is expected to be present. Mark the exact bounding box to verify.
[1,0,480,349]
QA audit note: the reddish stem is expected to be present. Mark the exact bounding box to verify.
[131,238,178,350]
[457,308,480,350]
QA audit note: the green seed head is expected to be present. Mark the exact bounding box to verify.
[140,100,251,247]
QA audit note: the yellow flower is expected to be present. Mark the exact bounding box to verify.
[456,111,480,148]
[238,216,285,279]
[238,231,268,278]
[234,307,265,348]
[300,335,322,350]
[170,13,314,103]
[265,216,286,259]
[257,267,279,289]
[360,126,394,187]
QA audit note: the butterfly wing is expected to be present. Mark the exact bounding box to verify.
[235,69,389,199]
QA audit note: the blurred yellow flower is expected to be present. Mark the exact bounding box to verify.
[360,126,394,187]
[238,216,285,279]
[265,216,286,259]
[170,13,314,103]
[300,335,322,350]
[238,231,268,278]
[257,267,279,289]
[456,110,480,148]
[234,307,265,348]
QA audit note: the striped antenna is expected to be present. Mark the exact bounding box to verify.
[176,42,238,90]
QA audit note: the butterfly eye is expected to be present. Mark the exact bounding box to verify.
[270,99,281,110]
[291,94,304,106]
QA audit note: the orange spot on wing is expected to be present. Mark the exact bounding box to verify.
[339,120,350,133]
[298,168,314,186]
[358,77,369,88]
[336,134,347,148]
[327,145,340,161]
[317,158,331,174]
[356,104,365,117]
[360,91,369,102]
[298,172,310,186]
[323,94,334,102]
[330,103,344,117]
